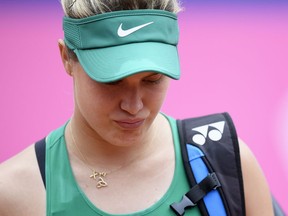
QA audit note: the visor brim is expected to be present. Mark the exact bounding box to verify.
[75,42,180,83]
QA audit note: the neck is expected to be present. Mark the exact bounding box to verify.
[66,114,162,170]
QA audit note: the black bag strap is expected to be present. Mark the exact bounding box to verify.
[173,112,286,216]
[171,172,221,216]
[34,137,46,188]
[175,112,246,216]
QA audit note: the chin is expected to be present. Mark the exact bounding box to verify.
[111,131,146,147]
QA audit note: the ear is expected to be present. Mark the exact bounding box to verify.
[58,39,73,76]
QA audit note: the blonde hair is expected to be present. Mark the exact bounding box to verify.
[61,0,182,18]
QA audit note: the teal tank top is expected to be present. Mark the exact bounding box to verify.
[46,115,201,216]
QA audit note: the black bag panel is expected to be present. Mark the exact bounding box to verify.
[178,112,245,216]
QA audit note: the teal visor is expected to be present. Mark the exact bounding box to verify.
[63,10,180,83]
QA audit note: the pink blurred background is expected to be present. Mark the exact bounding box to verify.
[0,3,287,211]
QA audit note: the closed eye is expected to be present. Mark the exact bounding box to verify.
[143,74,163,84]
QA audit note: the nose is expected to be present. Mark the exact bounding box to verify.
[120,86,144,115]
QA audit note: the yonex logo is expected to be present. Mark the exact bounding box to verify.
[191,121,225,145]
[117,22,154,37]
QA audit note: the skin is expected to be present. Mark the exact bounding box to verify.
[0,40,274,216]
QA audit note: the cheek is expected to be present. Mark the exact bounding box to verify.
[73,73,116,119]
[153,79,170,99]
[144,81,170,109]
[77,86,115,114]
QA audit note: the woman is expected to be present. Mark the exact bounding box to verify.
[0,0,274,215]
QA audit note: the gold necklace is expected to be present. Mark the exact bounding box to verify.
[69,123,108,189]
[69,121,158,189]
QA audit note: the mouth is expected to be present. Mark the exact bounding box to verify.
[114,119,145,129]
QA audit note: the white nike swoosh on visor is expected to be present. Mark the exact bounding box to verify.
[117,21,154,37]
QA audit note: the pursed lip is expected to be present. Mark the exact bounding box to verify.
[114,118,145,129]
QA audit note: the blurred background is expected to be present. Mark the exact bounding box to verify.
[0,0,287,212]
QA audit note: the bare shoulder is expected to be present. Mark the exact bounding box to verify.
[0,144,45,216]
[238,139,274,216]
